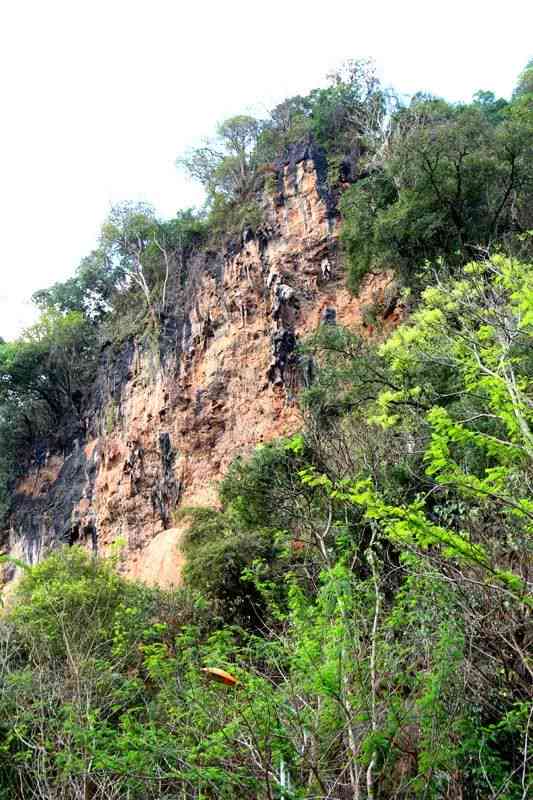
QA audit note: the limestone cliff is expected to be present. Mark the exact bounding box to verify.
[3,144,403,590]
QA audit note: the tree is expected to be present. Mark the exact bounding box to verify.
[513,57,533,101]
[341,91,533,291]
[100,202,163,326]
[0,311,96,422]
[32,249,123,321]
[0,311,98,524]
[156,209,209,300]
[472,89,508,125]
[178,115,263,203]
[255,95,313,161]
[309,58,386,155]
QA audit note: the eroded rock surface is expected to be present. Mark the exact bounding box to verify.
[3,145,404,589]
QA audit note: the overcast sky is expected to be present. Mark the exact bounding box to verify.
[1,0,531,340]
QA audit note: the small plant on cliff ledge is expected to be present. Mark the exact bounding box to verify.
[103,397,119,434]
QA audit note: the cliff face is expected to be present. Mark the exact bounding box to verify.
[4,145,402,590]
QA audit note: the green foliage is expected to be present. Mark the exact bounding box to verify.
[255,95,313,160]
[472,89,509,125]
[180,505,286,626]
[10,547,142,655]
[340,172,399,291]
[341,85,533,290]
[207,195,263,241]
[179,115,263,200]
[104,397,119,434]
[97,202,209,329]
[293,257,532,792]
[161,208,209,264]
[220,439,309,528]
[0,310,98,524]
[307,58,386,155]
[32,248,123,320]
[0,311,96,415]
[178,115,265,239]
[513,57,533,101]
[256,58,386,164]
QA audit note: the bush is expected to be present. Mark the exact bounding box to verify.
[181,507,284,626]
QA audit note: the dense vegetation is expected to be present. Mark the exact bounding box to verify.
[0,59,532,798]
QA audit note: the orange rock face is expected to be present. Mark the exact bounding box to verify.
[3,151,404,591]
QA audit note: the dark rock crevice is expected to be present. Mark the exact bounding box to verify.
[150,433,181,530]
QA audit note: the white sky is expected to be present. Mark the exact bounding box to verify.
[1,0,531,340]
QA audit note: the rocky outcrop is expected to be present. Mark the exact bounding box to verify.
[3,144,404,591]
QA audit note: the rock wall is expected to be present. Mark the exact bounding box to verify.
[3,145,403,591]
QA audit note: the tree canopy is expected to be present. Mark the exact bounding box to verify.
[341,80,533,290]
